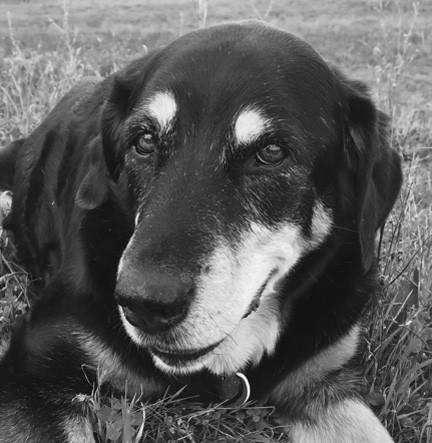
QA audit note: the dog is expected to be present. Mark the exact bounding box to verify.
[0,21,402,442]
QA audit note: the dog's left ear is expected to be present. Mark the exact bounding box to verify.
[340,75,402,271]
[75,136,109,210]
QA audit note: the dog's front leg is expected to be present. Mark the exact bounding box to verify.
[267,326,394,442]
[0,313,97,443]
[283,398,393,443]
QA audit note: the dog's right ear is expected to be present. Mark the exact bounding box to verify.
[102,52,160,181]
[338,73,403,272]
[75,136,109,210]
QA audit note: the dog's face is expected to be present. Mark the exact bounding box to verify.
[93,22,401,376]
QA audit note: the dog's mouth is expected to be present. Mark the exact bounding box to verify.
[242,268,278,319]
[148,268,279,368]
[150,340,223,365]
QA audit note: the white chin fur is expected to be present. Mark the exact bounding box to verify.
[119,202,332,376]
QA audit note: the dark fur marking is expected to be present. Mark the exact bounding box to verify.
[55,136,76,205]
[0,139,24,189]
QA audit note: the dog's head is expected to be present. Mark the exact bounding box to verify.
[80,22,402,375]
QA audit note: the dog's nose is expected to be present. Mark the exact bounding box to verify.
[116,269,192,334]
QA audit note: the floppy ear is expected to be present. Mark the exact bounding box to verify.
[75,136,109,210]
[341,77,402,271]
[102,52,160,180]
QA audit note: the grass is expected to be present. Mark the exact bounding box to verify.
[0,0,431,441]
[79,388,288,442]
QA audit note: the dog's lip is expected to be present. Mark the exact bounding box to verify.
[242,267,278,319]
[150,340,224,364]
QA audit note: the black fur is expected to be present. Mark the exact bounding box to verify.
[0,21,402,442]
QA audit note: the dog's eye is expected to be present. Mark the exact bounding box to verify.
[256,145,285,166]
[134,132,156,156]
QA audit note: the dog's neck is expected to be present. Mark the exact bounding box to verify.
[247,236,373,398]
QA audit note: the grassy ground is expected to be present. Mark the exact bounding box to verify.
[0,0,431,442]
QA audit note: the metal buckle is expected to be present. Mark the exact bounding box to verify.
[217,372,251,407]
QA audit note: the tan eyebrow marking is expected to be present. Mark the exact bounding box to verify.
[145,90,177,131]
[234,107,270,145]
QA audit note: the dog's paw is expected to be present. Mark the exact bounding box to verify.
[0,191,12,218]
[0,191,12,233]
[282,399,394,443]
